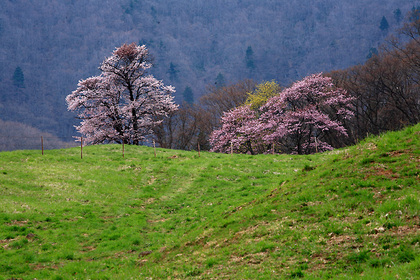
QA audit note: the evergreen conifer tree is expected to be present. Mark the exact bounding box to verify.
[245,46,255,71]
[167,62,179,82]
[182,86,194,104]
[12,66,25,88]
[380,16,389,31]
[215,73,226,88]
[394,8,402,23]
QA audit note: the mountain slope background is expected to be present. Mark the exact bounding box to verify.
[0,0,418,147]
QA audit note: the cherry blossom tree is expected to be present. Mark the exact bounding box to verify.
[209,105,265,154]
[259,73,354,154]
[66,43,178,145]
[209,73,354,155]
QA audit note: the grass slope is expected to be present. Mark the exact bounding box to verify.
[0,125,419,279]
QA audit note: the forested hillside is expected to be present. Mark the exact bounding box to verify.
[0,0,417,149]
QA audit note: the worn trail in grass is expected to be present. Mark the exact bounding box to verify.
[0,124,419,279]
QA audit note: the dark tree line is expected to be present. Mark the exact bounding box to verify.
[330,9,420,142]
[152,79,256,151]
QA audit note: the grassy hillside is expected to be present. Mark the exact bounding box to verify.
[0,124,419,279]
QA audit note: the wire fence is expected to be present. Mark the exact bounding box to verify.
[0,136,78,152]
[0,136,204,159]
[0,136,125,159]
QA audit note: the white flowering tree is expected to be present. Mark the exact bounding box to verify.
[66,43,178,145]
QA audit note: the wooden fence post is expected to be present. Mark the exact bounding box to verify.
[153,140,157,158]
[122,142,125,158]
[81,136,83,159]
[198,142,201,157]
[41,136,44,155]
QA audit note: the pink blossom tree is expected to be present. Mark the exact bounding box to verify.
[209,105,265,154]
[66,43,178,145]
[209,73,354,155]
[259,73,354,154]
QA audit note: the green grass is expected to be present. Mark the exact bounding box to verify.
[0,124,419,279]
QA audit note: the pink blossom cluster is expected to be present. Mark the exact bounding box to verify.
[209,105,267,154]
[210,73,354,154]
[66,43,178,145]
